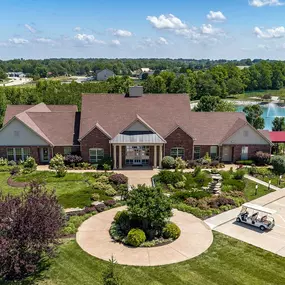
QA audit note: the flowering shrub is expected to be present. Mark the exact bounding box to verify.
[108,173,128,185]
[161,156,175,169]
[23,156,37,170]
[49,154,65,170]
[254,151,271,166]
[64,154,83,166]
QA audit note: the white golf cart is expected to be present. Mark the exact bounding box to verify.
[236,203,276,231]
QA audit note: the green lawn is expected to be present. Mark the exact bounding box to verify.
[252,174,285,189]
[0,171,112,208]
[8,232,284,285]
[244,179,273,200]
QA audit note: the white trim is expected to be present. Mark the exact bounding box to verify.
[7,147,31,161]
[89,148,104,163]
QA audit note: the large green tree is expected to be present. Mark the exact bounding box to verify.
[195,96,235,112]
[272,117,285,131]
[243,105,265,129]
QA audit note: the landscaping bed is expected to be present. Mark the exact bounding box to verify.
[154,168,271,219]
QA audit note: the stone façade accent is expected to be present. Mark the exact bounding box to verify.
[165,127,194,161]
[80,127,111,162]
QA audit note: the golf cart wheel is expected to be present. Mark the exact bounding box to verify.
[236,217,241,222]
[260,225,266,231]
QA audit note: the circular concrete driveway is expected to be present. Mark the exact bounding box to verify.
[76,207,213,266]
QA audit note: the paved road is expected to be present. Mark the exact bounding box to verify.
[77,207,213,266]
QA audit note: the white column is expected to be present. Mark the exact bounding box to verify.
[159,145,163,168]
[153,145,157,168]
[119,145,122,169]
[113,145,117,169]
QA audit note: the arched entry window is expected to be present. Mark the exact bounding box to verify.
[170,147,185,158]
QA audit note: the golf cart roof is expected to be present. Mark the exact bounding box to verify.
[242,203,277,215]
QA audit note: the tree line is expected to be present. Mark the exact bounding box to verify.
[0,58,259,79]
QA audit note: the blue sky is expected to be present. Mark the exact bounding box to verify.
[1,0,285,59]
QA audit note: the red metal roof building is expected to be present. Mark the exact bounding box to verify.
[269,132,285,143]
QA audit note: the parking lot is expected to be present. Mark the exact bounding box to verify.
[206,191,285,256]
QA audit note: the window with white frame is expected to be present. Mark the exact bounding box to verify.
[210,146,218,159]
[89,148,104,163]
[194,146,201,160]
[170,147,185,158]
[7,148,30,161]
[64,147,72,156]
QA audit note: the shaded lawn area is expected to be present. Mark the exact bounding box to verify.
[244,179,273,201]
[10,232,285,285]
[0,171,111,209]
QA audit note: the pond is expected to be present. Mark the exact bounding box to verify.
[236,103,285,130]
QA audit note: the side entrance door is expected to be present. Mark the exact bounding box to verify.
[222,146,233,162]
[40,147,50,163]
[241,146,249,160]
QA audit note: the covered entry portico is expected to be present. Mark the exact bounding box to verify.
[110,132,165,169]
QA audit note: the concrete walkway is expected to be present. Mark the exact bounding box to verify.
[77,207,213,266]
[244,174,283,191]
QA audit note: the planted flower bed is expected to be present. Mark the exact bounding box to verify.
[109,185,181,247]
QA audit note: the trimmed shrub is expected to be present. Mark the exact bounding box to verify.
[64,154,83,166]
[96,175,109,183]
[8,160,16,166]
[105,186,117,197]
[163,222,181,239]
[174,157,187,170]
[109,173,128,185]
[92,193,100,201]
[236,160,254,166]
[233,169,246,180]
[174,181,185,189]
[126,228,146,247]
[95,203,107,212]
[254,151,271,166]
[22,157,37,170]
[0,158,8,166]
[184,197,197,206]
[114,210,130,234]
[56,166,67,177]
[49,154,65,170]
[204,152,211,163]
[158,170,184,185]
[187,160,198,168]
[271,156,285,175]
[161,156,175,169]
[104,200,116,207]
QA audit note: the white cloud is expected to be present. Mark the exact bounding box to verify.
[35,38,55,45]
[111,29,132,37]
[254,26,285,38]
[24,24,37,34]
[146,14,187,29]
[8,38,29,45]
[74,26,82,32]
[249,0,284,7]
[157,37,168,45]
[111,39,121,46]
[207,11,226,22]
[74,34,105,45]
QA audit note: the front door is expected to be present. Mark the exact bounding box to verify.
[133,148,142,165]
[40,147,50,163]
[222,146,233,162]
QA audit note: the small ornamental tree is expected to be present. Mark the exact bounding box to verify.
[127,185,172,235]
[49,154,66,177]
[102,256,121,285]
[0,181,65,280]
[271,156,285,175]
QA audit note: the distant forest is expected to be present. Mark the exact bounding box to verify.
[0,58,258,78]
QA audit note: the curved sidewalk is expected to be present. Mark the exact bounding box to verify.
[76,207,213,266]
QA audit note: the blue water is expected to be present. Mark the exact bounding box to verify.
[236,104,285,130]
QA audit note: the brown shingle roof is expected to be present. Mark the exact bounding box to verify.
[80,93,193,139]
[187,112,247,145]
[4,104,78,125]
[3,103,79,146]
